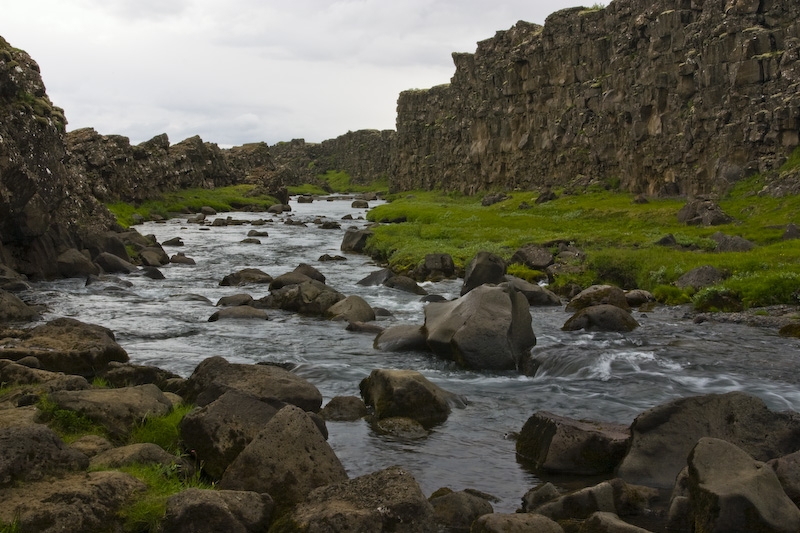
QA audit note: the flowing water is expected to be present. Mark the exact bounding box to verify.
[25,198,800,512]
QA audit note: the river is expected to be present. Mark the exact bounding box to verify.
[26,197,800,512]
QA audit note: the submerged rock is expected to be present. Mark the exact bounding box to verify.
[562,304,640,332]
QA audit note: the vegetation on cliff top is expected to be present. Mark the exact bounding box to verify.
[365,169,800,310]
[288,169,389,196]
[106,185,279,227]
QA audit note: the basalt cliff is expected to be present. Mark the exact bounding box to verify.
[391,0,800,196]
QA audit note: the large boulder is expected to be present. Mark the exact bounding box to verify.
[278,466,436,532]
[97,361,182,390]
[687,438,800,533]
[0,361,89,392]
[460,251,506,296]
[677,199,733,226]
[617,392,800,488]
[208,306,268,322]
[48,384,173,438]
[219,268,273,286]
[505,275,561,306]
[529,478,657,522]
[769,450,800,507]
[268,271,313,290]
[565,285,630,312]
[471,513,563,533]
[218,405,348,508]
[357,268,395,286]
[181,356,323,412]
[56,248,100,277]
[179,390,286,479]
[94,251,137,274]
[293,263,326,283]
[412,253,456,281]
[562,304,640,332]
[0,317,128,376]
[0,471,145,532]
[0,289,40,322]
[359,369,465,428]
[710,231,756,252]
[326,295,376,323]
[510,244,555,271]
[89,443,193,476]
[0,425,89,486]
[373,325,430,352]
[340,229,373,253]
[675,265,725,290]
[384,275,428,295]
[268,279,345,315]
[162,488,274,533]
[516,411,630,475]
[320,396,368,422]
[424,284,535,371]
[429,489,493,531]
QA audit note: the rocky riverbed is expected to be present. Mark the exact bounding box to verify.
[2,198,800,532]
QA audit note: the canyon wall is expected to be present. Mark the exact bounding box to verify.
[391,0,800,196]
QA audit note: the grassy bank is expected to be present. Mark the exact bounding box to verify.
[287,170,389,196]
[365,176,800,310]
[106,185,280,228]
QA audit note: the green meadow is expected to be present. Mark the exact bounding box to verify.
[364,174,800,310]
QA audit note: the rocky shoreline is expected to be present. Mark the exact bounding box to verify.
[2,224,800,532]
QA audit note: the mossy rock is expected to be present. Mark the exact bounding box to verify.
[779,323,800,338]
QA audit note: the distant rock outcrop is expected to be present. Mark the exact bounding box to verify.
[391,0,800,196]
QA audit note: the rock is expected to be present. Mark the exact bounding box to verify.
[293,263,326,283]
[424,284,535,371]
[269,271,313,290]
[687,437,800,533]
[522,482,562,511]
[219,268,273,286]
[240,238,261,244]
[139,266,164,280]
[516,411,630,475]
[247,229,269,237]
[782,223,800,241]
[460,251,506,296]
[179,390,286,479]
[625,289,654,307]
[429,490,493,531]
[200,206,217,215]
[140,245,169,266]
[0,425,89,486]
[208,306,269,322]
[505,275,561,306]
[769,450,800,506]
[326,295,375,322]
[218,405,347,508]
[359,369,465,428]
[162,488,274,533]
[341,229,373,252]
[268,279,345,315]
[181,356,322,412]
[170,252,196,265]
[655,233,678,246]
[280,466,436,532]
[411,253,457,281]
[49,385,169,438]
[0,289,39,322]
[98,361,181,390]
[374,417,429,439]
[471,513,563,533]
[710,231,756,252]
[351,199,369,208]
[0,471,145,532]
[675,264,725,290]
[563,304,640,332]
[57,248,100,277]
[510,244,555,270]
[90,442,194,476]
[566,285,630,312]
[0,317,128,376]
[579,512,652,533]
[319,253,346,261]
[617,391,800,489]
[94,251,137,274]
[779,323,800,338]
[481,193,510,206]
[536,190,558,204]
[320,396,368,421]
[162,237,184,246]
[345,321,384,334]
[533,480,618,521]
[0,361,89,392]
[677,199,733,226]
[216,294,254,307]
[297,195,313,203]
[384,274,428,295]
[267,203,290,213]
[357,268,396,286]
[374,325,430,352]
[68,434,114,458]
[320,220,341,229]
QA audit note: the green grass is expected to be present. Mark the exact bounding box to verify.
[107,185,279,227]
[318,170,389,193]
[128,404,193,455]
[364,178,800,309]
[287,183,329,195]
[111,462,211,533]
[36,395,108,443]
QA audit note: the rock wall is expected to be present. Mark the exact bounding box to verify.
[0,37,115,278]
[271,130,396,187]
[65,129,276,203]
[391,0,800,196]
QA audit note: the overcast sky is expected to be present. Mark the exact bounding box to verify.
[4,0,605,148]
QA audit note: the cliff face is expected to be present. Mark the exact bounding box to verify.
[0,37,115,278]
[65,129,276,203]
[392,0,800,196]
[271,130,396,186]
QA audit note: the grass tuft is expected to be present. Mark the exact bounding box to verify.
[128,404,193,455]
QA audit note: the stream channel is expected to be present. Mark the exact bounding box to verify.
[26,197,800,512]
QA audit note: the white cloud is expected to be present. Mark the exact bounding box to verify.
[3,0,604,147]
